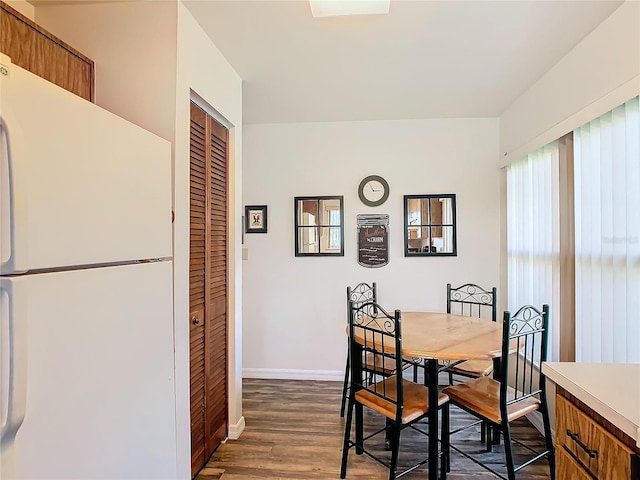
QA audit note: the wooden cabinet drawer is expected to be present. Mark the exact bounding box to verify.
[557,445,595,480]
[556,395,634,479]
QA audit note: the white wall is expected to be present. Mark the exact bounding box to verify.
[174,0,244,464]
[6,0,33,19]
[34,1,177,143]
[242,118,501,378]
[500,0,640,165]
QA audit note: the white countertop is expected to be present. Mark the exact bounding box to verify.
[542,362,640,448]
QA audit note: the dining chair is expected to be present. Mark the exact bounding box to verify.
[341,283,421,418]
[445,282,498,450]
[340,301,449,480]
[341,282,389,417]
[445,282,498,384]
[442,304,555,480]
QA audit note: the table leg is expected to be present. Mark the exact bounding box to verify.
[427,359,439,480]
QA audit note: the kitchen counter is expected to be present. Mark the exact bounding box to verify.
[542,362,640,448]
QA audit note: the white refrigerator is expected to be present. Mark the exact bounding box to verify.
[0,54,178,479]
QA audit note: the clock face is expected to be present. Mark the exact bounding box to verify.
[364,180,385,202]
[358,175,389,206]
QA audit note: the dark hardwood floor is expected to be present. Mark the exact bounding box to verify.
[195,378,552,480]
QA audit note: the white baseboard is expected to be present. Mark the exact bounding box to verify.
[243,368,344,381]
[228,415,245,440]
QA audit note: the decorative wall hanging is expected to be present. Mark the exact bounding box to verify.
[403,194,457,256]
[294,196,344,256]
[357,214,389,267]
[245,205,268,233]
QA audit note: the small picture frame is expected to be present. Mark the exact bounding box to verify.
[245,205,268,233]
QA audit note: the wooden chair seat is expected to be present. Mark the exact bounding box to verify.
[443,376,540,425]
[447,358,493,377]
[355,377,449,424]
[362,351,396,375]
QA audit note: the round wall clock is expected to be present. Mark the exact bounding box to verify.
[358,175,390,207]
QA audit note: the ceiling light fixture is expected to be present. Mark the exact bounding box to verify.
[309,0,390,18]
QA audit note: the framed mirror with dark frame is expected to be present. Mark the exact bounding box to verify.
[403,194,457,256]
[294,195,344,257]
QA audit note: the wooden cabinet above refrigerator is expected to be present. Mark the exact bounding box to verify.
[0,1,94,101]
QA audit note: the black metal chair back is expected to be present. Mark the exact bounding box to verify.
[347,282,377,317]
[348,300,404,423]
[447,283,497,321]
[499,304,550,413]
[340,282,378,418]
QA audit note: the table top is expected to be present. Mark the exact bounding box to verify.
[351,311,505,361]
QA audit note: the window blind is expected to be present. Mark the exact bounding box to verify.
[574,96,640,363]
[507,141,561,362]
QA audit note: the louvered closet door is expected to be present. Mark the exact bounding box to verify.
[189,101,228,477]
[189,103,207,475]
[206,119,228,454]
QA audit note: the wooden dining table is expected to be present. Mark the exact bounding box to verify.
[349,311,507,480]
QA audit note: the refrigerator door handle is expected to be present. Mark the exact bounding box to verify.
[0,115,15,271]
[0,279,27,449]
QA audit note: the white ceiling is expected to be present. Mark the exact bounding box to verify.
[186,1,623,125]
